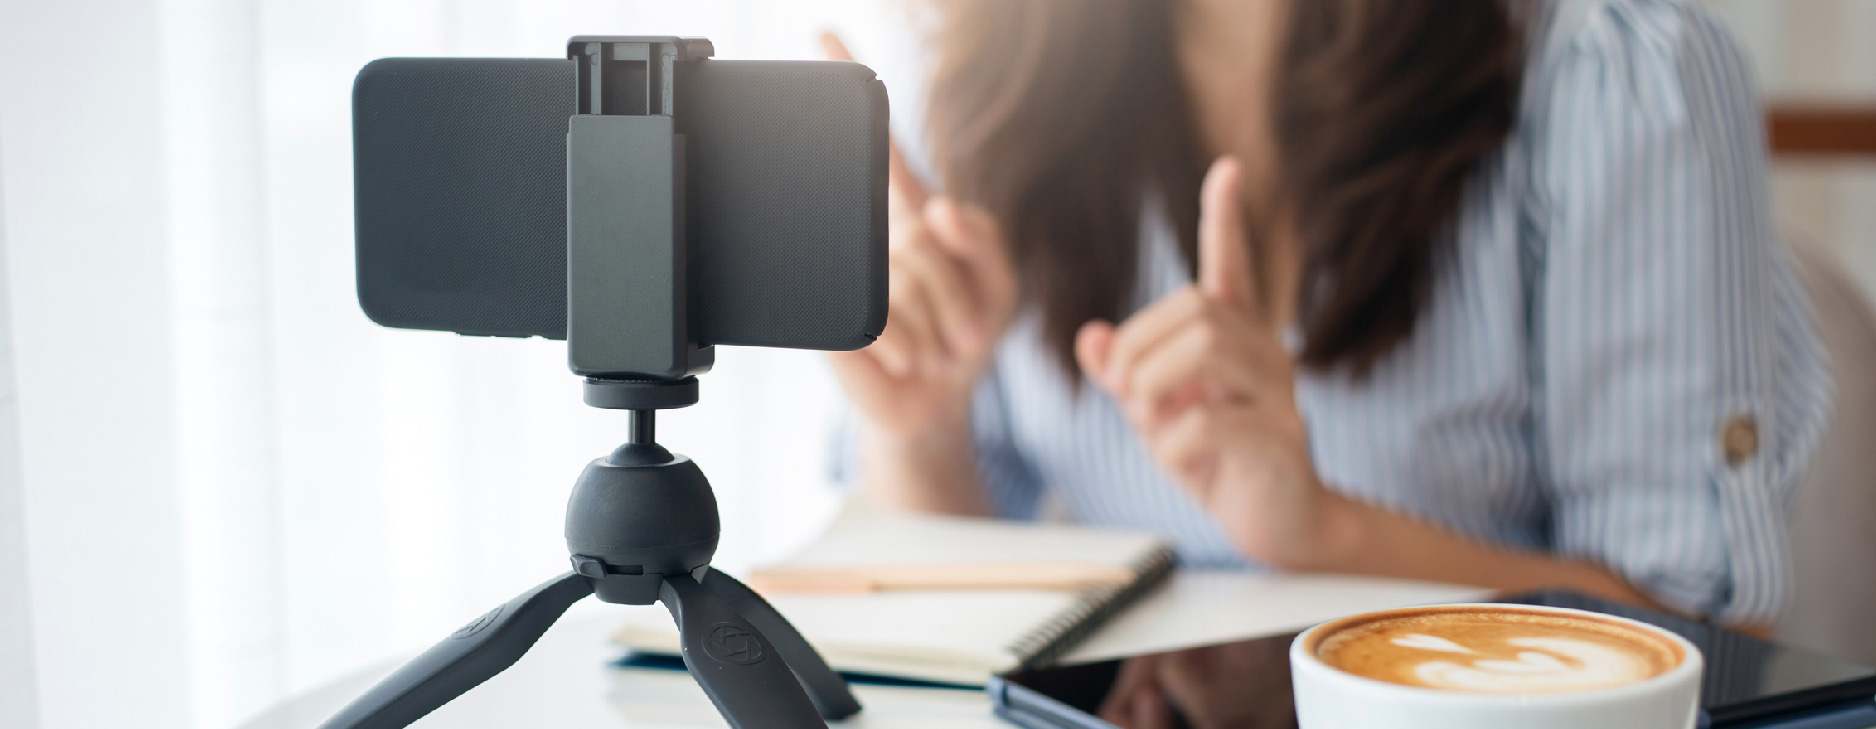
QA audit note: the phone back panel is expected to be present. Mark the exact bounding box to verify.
[354,57,575,338]
[351,56,887,350]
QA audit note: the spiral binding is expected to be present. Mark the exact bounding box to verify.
[1008,546,1178,670]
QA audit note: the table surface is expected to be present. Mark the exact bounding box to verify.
[240,572,1485,729]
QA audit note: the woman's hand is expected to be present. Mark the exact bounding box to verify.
[829,191,1016,442]
[822,33,1018,443]
[1075,158,1339,569]
[1074,161,1675,604]
[822,34,1020,514]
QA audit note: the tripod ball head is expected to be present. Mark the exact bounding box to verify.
[566,441,720,605]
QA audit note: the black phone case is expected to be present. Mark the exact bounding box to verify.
[351,56,887,351]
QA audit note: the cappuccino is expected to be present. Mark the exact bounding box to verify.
[1309,605,1684,694]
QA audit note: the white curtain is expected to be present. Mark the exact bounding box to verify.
[0,126,40,729]
[0,2,923,728]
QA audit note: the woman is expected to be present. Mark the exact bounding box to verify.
[827,0,1829,630]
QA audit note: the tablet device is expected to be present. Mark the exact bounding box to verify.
[989,590,1876,729]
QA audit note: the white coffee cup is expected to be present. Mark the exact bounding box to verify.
[1289,603,1703,729]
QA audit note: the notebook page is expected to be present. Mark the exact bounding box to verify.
[1064,570,1492,663]
[775,501,1163,570]
[611,588,1078,684]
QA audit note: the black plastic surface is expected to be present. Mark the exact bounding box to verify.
[661,572,825,728]
[703,568,864,720]
[566,114,705,378]
[351,57,887,350]
[582,376,701,410]
[317,572,593,729]
[353,57,576,338]
[676,60,888,351]
[566,36,714,117]
[322,425,862,729]
[564,446,719,580]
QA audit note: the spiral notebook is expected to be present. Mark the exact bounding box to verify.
[608,501,1176,686]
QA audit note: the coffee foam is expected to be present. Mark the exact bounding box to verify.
[1310,606,1683,695]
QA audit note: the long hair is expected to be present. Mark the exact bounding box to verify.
[925,0,1521,378]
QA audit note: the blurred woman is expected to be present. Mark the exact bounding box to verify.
[828,0,1829,631]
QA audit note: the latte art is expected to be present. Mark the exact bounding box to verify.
[1311,606,1683,694]
[1396,633,1659,693]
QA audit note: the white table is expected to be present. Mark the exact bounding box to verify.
[240,572,1484,729]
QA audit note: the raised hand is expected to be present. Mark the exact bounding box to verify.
[1075,158,1332,569]
[832,194,1016,439]
[821,33,1020,512]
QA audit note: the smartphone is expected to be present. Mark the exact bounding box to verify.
[990,590,1876,729]
[351,55,888,350]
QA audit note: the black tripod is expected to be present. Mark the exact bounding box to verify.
[317,377,862,729]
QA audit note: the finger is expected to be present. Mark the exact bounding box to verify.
[881,268,944,374]
[1122,326,1220,425]
[1150,405,1224,488]
[926,199,1016,306]
[1132,682,1174,729]
[1198,157,1256,315]
[828,349,902,403]
[1096,657,1158,725]
[896,270,949,370]
[863,317,913,378]
[925,199,1017,346]
[1124,315,1267,420]
[887,136,931,212]
[895,233,982,354]
[1076,320,1116,385]
[1103,289,1209,395]
[820,31,930,210]
[866,254,924,377]
[1152,651,1219,726]
[818,31,856,62]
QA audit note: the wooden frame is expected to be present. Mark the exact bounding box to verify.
[1768,105,1876,157]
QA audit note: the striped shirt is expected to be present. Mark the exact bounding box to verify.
[845,0,1831,624]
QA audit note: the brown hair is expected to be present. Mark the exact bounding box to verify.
[926,0,1521,377]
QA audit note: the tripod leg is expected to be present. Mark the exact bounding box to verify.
[702,568,863,720]
[660,572,826,728]
[318,571,592,729]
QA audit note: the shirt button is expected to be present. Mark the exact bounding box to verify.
[1722,415,1759,465]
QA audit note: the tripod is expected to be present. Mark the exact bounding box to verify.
[318,377,862,729]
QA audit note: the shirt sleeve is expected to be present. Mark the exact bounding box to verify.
[1527,0,1831,624]
[971,360,1047,521]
